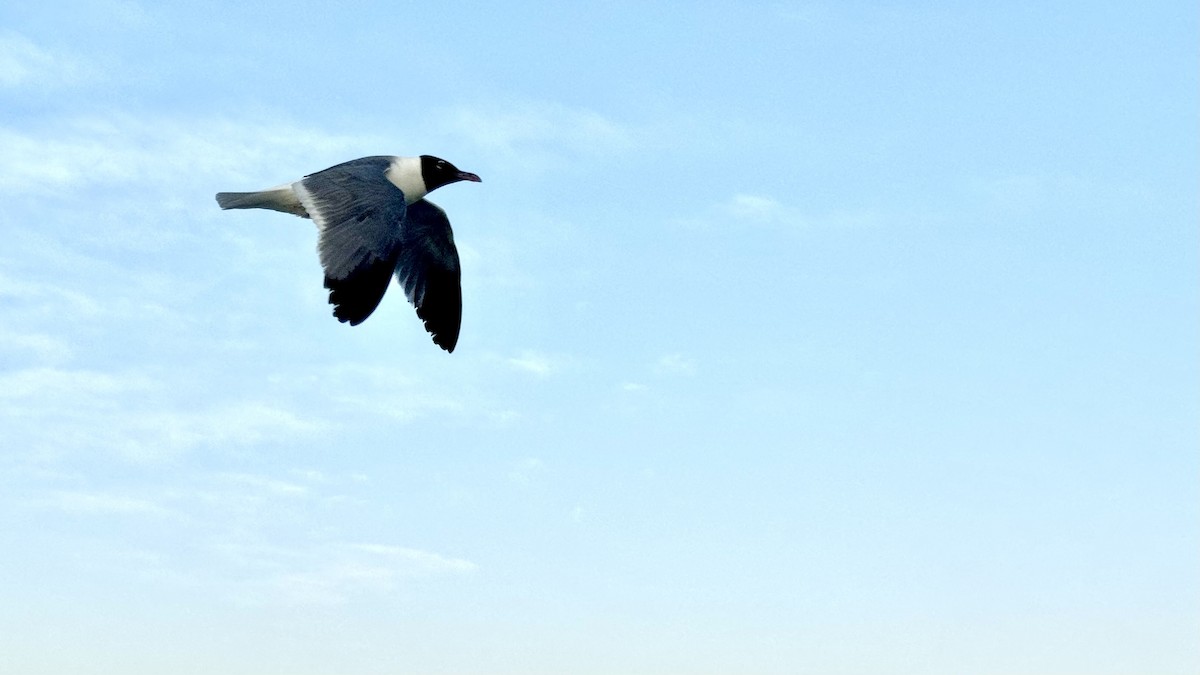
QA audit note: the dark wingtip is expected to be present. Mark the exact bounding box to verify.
[323,261,394,327]
[424,312,461,352]
[414,270,462,353]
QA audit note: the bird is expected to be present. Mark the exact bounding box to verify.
[215,155,481,352]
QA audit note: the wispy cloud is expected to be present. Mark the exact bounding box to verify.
[506,350,557,377]
[257,360,519,431]
[0,366,326,461]
[508,457,545,486]
[289,468,327,483]
[346,544,478,574]
[443,99,632,167]
[0,270,103,321]
[0,366,154,400]
[725,193,788,221]
[0,329,74,365]
[251,542,478,606]
[101,403,325,462]
[708,193,882,230]
[0,113,372,196]
[0,31,94,89]
[315,363,466,423]
[654,353,697,377]
[6,460,478,606]
[221,472,309,497]
[39,490,172,517]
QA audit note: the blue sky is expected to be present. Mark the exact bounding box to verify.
[0,1,1196,673]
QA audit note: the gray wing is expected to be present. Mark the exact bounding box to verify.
[396,200,463,352]
[292,157,406,326]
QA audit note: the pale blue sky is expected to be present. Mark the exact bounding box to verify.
[1,2,1196,674]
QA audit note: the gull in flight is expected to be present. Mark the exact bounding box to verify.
[216,155,480,352]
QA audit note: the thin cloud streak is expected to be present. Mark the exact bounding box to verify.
[442,99,633,170]
[38,490,172,517]
[0,31,94,89]
[221,473,309,497]
[0,366,327,462]
[654,353,697,377]
[0,114,373,196]
[507,350,556,377]
[508,457,545,486]
[239,541,479,606]
[0,329,74,365]
[704,192,884,230]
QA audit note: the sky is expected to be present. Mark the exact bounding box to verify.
[0,1,1196,674]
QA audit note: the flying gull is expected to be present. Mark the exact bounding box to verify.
[216,155,481,352]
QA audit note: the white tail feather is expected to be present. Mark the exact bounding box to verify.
[214,186,309,217]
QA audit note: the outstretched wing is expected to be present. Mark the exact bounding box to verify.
[293,157,406,326]
[395,199,463,352]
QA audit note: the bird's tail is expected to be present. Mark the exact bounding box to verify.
[215,187,309,217]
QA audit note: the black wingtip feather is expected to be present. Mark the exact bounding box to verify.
[324,259,395,326]
[415,269,463,352]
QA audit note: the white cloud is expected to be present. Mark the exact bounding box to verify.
[0,366,153,400]
[251,542,477,606]
[508,457,545,486]
[322,367,466,423]
[346,544,478,574]
[41,490,172,517]
[487,409,521,426]
[8,462,475,608]
[506,350,556,377]
[0,270,103,320]
[0,32,93,89]
[0,114,373,196]
[713,193,882,230]
[0,330,73,364]
[0,366,327,462]
[654,353,697,376]
[290,468,327,483]
[222,473,309,497]
[443,99,632,165]
[116,404,327,462]
[256,361,515,431]
[725,193,787,221]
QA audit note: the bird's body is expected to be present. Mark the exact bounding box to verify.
[216,155,480,352]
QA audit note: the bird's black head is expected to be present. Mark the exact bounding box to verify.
[420,155,482,192]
